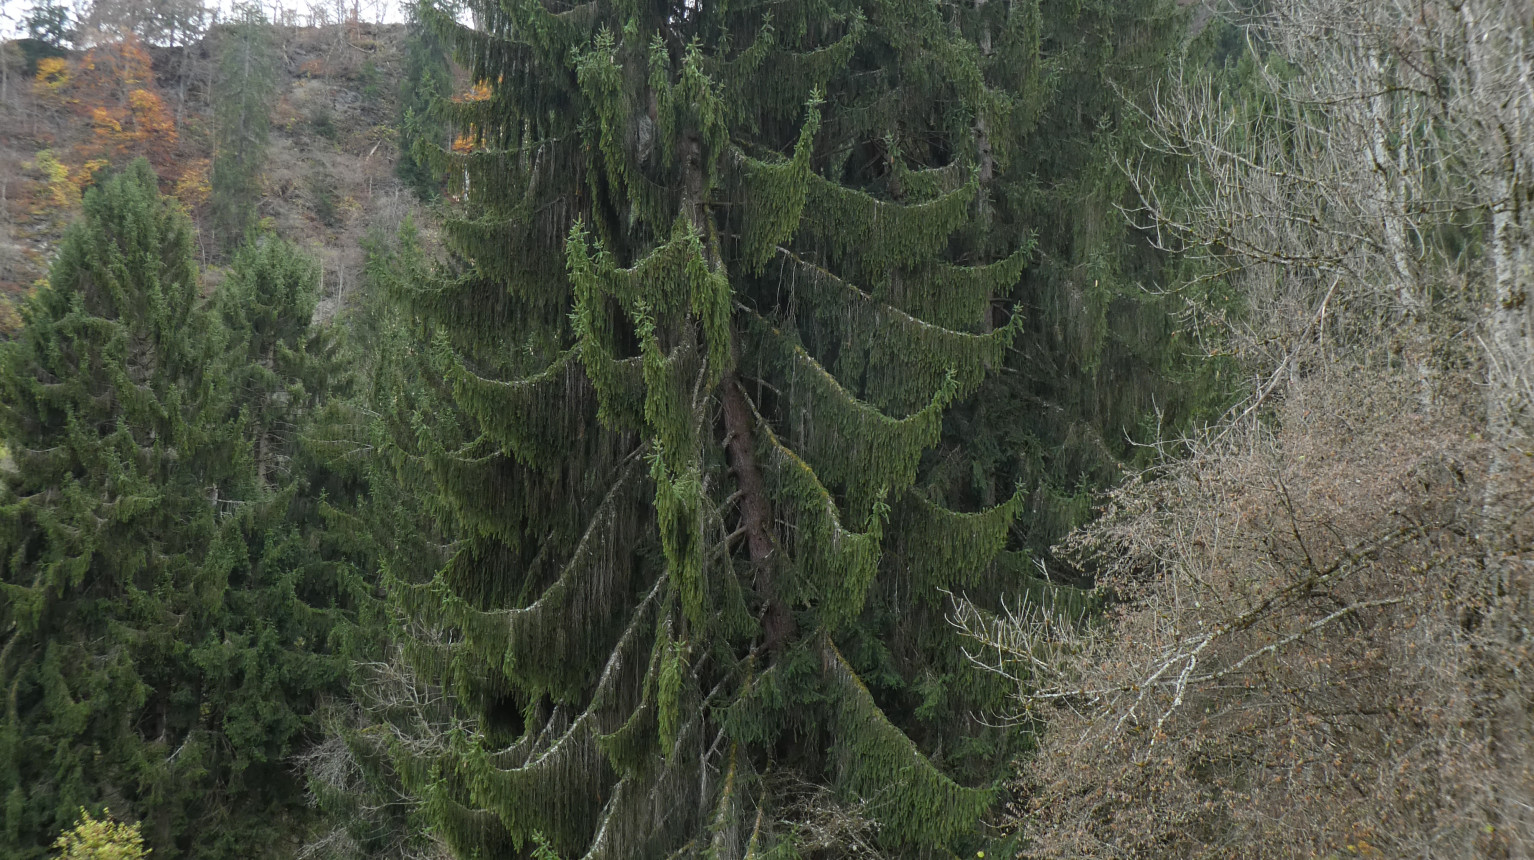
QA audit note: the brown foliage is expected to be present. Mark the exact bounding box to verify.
[74,36,180,180]
[988,0,1534,854]
[987,365,1534,859]
[29,35,182,190]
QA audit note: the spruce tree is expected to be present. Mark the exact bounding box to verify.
[972,0,1227,560]
[19,0,72,73]
[210,2,277,250]
[0,160,248,857]
[395,1,455,201]
[199,236,361,857]
[380,2,1083,857]
[0,164,351,859]
[218,237,332,485]
[301,222,468,860]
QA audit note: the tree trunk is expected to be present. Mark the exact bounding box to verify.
[1460,0,1534,616]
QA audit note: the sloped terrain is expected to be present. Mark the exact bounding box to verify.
[0,21,442,333]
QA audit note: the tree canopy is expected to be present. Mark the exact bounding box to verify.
[0,161,349,860]
[368,0,1131,856]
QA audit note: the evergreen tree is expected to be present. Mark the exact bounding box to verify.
[218,237,330,484]
[976,0,1230,561]
[378,2,1095,857]
[24,0,72,47]
[194,236,363,859]
[210,2,277,251]
[19,0,73,74]
[0,160,249,858]
[301,222,467,860]
[0,164,351,859]
[395,1,455,201]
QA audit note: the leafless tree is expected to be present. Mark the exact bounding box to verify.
[296,628,464,860]
[1132,0,1531,452]
[974,1,1534,856]
[80,0,209,46]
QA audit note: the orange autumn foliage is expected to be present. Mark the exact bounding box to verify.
[34,35,183,187]
[449,80,493,154]
[454,80,492,102]
[77,37,180,179]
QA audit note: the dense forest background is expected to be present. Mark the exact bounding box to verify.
[0,0,1530,858]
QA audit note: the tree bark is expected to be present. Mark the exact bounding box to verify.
[1459,0,1534,620]
[721,373,793,651]
[721,375,774,567]
[676,118,793,652]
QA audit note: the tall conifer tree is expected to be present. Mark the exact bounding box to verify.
[0,160,248,857]
[990,0,1226,556]
[380,1,1082,857]
[0,164,351,859]
[200,237,361,857]
[395,1,455,200]
[211,2,277,250]
[300,223,468,860]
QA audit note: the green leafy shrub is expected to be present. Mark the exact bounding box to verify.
[52,811,148,860]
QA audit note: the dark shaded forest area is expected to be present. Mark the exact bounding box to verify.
[1,0,1530,858]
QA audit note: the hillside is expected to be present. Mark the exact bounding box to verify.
[0,20,443,332]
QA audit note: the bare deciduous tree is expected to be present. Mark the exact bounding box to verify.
[977,1,1534,856]
[296,629,463,860]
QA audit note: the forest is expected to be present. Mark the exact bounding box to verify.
[0,0,1530,857]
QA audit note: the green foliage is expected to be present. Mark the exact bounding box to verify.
[0,161,351,860]
[368,0,1151,856]
[19,1,72,73]
[295,222,469,860]
[51,810,147,860]
[210,2,278,250]
[307,106,338,142]
[25,1,72,48]
[359,59,383,103]
[963,0,1236,557]
[307,168,339,227]
[394,1,454,200]
[529,832,563,860]
[0,159,235,858]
